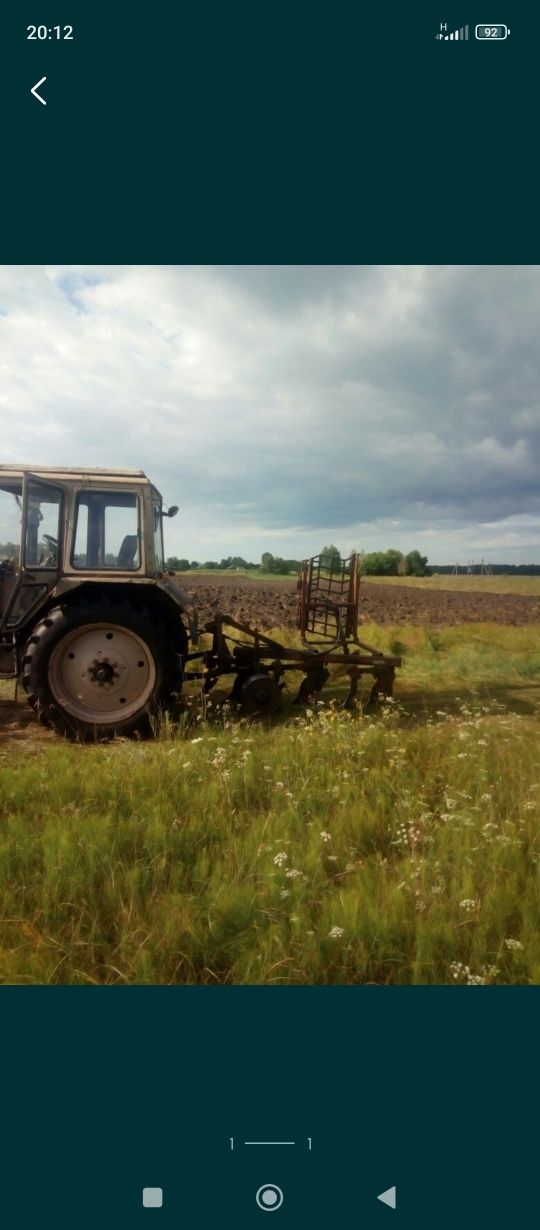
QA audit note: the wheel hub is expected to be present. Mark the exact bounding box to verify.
[88,658,118,686]
[48,622,156,724]
[239,671,281,715]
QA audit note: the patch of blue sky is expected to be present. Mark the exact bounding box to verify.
[56,272,103,313]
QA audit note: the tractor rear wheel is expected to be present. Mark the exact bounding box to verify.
[21,598,186,740]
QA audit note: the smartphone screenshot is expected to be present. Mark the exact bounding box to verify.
[0,4,538,1227]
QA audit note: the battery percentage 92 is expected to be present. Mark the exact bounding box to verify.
[475,24,511,39]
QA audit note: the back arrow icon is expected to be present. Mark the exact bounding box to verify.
[31,77,47,105]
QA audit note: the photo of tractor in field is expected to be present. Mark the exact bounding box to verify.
[0,466,400,740]
[1,266,538,989]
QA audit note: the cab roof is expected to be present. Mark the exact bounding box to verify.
[0,465,156,492]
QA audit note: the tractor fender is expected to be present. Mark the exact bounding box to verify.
[156,575,198,643]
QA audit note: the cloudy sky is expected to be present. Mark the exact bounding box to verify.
[0,264,538,564]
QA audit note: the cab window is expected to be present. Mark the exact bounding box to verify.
[25,481,62,568]
[0,486,22,564]
[73,491,141,569]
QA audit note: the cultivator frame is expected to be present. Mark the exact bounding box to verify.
[183,552,401,714]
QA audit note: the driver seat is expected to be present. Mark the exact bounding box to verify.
[117,535,139,569]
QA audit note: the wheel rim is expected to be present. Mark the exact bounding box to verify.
[240,672,281,715]
[48,623,156,724]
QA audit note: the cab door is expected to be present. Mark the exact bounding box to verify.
[0,473,66,635]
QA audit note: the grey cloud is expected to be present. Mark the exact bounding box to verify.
[0,264,538,562]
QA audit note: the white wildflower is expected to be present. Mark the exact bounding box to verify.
[450,961,468,980]
[450,960,498,984]
[273,851,288,867]
[328,926,344,939]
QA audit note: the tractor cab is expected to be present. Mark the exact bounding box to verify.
[0,466,166,641]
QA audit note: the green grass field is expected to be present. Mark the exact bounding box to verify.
[178,568,540,595]
[362,574,540,596]
[1,620,539,985]
[179,565,540,595]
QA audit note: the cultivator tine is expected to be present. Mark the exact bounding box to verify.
[367,668,396,706]
[368,681,379,706]
[342,670,359,710]
[227,672,244,703]
[293,667,330,704]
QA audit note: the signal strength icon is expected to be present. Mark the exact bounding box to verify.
[435,22,469,39]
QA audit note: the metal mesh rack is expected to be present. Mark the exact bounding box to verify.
[297,552,360,650]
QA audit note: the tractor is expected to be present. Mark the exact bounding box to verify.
[0,466,400,739]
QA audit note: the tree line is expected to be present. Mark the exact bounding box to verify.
[164,546,433,576]
[3,539,538,576]
[165,555,260,572]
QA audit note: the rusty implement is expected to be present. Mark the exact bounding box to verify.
[297,551,361,649]
[183,552,401,715]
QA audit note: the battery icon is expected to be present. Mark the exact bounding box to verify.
[475,23,510,38]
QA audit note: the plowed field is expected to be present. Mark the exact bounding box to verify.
[182,573,540,629]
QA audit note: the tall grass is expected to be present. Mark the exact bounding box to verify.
[0,623,539,985]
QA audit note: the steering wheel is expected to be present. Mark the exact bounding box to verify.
[40,533,59,566]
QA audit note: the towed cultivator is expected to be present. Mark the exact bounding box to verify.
[185,552,401,716]
[0,466,400,738]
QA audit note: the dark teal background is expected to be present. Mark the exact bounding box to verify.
[1,987,537,1227]
[1,3,539,1226]
[1,1,538,260]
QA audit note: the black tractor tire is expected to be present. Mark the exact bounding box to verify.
[21,597,187,741]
